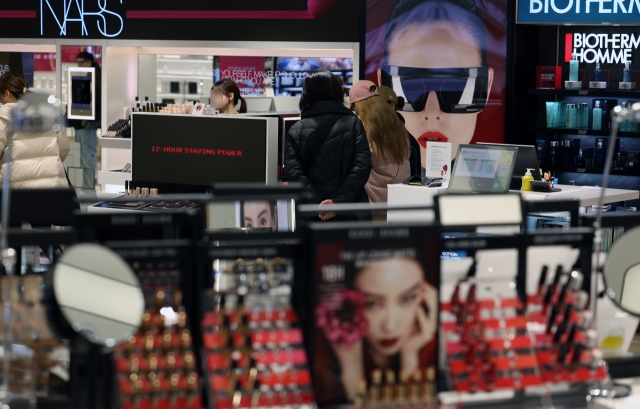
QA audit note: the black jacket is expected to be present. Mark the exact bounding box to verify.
[284,101,372,204]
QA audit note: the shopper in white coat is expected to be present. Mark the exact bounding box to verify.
[0,73,69,188]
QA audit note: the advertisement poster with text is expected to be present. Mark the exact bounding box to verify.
[310,225,440,406]
[365,0,507,168]
[218,56,267,96]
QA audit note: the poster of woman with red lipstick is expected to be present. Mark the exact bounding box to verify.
[309,225,439,405]
[365,0,507,170]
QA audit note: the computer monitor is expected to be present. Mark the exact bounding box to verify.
[448,144,518,194]
[132,114,278,192]
[67,67,95,120]
[477,143,541,190]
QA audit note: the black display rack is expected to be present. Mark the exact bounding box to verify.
[506,22,640,201]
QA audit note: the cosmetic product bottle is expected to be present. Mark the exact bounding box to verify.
[570,104,577,128]
[563,140,572,166]
[623,61,632,83]
[549,141,558,166]
[570,53,579,82]
[595,140,605,168]
[565,104,573,128]
[521,168,534,191]
[592,101,603,130]
[583,103,590,128]
[577,149,585,167]
[595,63,602,82]
[576,104,583,129]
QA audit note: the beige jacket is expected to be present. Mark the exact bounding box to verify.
[365,146,411,203]
[0,103,70,188]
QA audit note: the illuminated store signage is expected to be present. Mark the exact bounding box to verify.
[41,0,124,37]
[517,0,640,24]
[0,65,9,77]
[0,0,357,42]
[565,32,640,63]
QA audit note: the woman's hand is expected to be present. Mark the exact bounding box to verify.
[319,199,336,221]
[328,338,364,401]
[400,281,438,374]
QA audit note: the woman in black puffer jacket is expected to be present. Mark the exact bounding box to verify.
[284,71,372,221]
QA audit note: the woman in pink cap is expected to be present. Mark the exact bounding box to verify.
[350,80,410,220]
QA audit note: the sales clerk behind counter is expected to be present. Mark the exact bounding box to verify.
[212,79,248,114]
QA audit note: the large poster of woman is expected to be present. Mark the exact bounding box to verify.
[309,225,440,405]
[365,0,507,167]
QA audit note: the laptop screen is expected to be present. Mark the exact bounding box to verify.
[448,144,518,194]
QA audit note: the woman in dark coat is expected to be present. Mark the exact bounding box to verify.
[284,71,372,221]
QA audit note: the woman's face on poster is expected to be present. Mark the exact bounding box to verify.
[243,201,275,229]
[354,258,426,357]
[388,20,494,163]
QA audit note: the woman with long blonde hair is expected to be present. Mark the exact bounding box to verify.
[350,81,410,212]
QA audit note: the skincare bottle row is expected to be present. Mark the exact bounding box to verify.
[565,103,589,129]
[546,101,610,131]
[542,138,637,170]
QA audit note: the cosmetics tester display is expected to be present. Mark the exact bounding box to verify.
[434,214,611,408]
[202,245,314,409]
[305,223,440,407]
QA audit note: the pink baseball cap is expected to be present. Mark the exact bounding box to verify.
[349,80,379,105]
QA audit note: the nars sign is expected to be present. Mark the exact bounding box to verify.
[517,0,640,24]
[41,0,124,37]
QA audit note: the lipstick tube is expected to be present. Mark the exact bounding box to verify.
[537,265,549,296]
[570,343,585,372]
[398,370,408,405]
[355,380,366,409]
[370,370,382,406]
[383,370,395,405]
[411,370,421,405]
[425,367,435,404]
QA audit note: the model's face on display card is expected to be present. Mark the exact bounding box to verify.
[243,201,275,229]
[386,21,494,163]
[355,258,426,357]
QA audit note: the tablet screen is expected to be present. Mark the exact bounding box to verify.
[448,144,518,194]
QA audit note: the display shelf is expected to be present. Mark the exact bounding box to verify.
[157,58,213,64]
[97,170,131,186]
[529,88,640,97]
[528,127,640,137]
[544,166,639,176]
[157,74,213,80]
[98,136,131,149]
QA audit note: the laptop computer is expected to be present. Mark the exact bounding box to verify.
[477,143,541,190]
[448,144,519,194]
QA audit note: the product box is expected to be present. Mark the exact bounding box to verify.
[537,66,562,89]
[535,139,547,166]
[592,99,619,131]
[308,223,440,406]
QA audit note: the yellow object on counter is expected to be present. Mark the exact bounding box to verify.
[521,168,535,191]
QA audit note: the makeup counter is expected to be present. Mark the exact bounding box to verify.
[88,111,299,230]
[5,181,640,409]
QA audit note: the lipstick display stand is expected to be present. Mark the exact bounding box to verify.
[438,227,611,409]
[202,244,314,409]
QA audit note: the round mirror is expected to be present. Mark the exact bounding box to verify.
[603,226,640,316]
[47,243,144,346]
